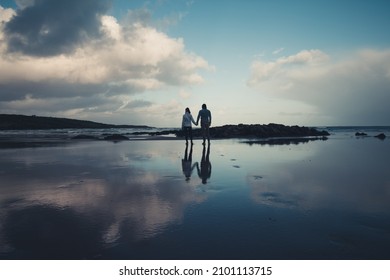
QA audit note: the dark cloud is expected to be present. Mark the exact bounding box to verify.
[125,99,153,109]
[0,80,109,101]
[4,0,111,56]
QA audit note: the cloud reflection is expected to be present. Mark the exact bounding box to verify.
[0,142,207,258]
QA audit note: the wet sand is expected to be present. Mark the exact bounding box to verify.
[1,136,390,259]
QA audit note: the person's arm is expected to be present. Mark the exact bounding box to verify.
[191,163,197,172]
[195,162,200,175]
[191,114,197,125]
[196,111,200,126]
[209,110,212,126]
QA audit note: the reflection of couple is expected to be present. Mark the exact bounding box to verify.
[182,104,212,145]
[181,143,211,184]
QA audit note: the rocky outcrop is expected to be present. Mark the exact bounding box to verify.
[355,132,368,137]
[173,123,330,139]
[355,132,387,140]
[375,133,386,140]
[72,124,330,141]
[103,134,129,141]
[71,134,99,140]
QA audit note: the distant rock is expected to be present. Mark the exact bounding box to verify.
[71,134,99,140]
[355,132,368,137]
[374,133,386,140]
[103,134,129,141]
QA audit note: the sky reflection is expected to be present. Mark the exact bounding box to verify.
[248,138,390,213]
[1,138,390,259]
[0,141,208,258]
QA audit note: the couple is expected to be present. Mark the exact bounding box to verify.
[182,103,211,145]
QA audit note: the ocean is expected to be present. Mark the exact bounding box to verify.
[0,126,389,141]
[0,125,389,259]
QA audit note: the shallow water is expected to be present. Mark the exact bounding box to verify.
[0,135,390,259]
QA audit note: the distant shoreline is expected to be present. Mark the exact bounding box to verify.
[0,114,152,130]
[2,114,389,149]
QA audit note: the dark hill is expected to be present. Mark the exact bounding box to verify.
[0,114,151,130]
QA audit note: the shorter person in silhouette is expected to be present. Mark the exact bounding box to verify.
[196,143,211,184]
[182,107,197,144]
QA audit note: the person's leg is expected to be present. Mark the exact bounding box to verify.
[184,127,189,143]
[205,124,210,143]
[201,125,206,144]
[189,127,193,144]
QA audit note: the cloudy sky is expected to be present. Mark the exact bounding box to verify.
[1,0,390,127]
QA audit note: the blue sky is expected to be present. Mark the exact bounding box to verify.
[1,0,390,126]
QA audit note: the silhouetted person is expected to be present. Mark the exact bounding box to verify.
[182,142,196,181]
[196,143,211,184]
[196,103,211,145]
[182,107,197,144]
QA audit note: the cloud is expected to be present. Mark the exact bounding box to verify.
[0,148,207,249]
[272,47,284,55]
[3,0,111,56]
[124,99,153,109]
[248,49,329,85]
[0,5,15,22]
[179,89,192,99]
[0,3,210,124]
[248,49,390,125]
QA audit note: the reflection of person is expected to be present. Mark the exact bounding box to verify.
[196,143,211,184]
[182,142,196,181]
[182,107,197,144]
[196,104,211,145]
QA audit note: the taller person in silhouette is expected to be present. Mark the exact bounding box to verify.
[196,104,212,145]
[196,143,211,184]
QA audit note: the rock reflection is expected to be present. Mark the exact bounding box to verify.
[243,137,328,146]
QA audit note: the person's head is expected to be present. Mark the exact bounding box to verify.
[202,104,207,109]
[185,107,190,113]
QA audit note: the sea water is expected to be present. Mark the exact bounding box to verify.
[0,127,389,259]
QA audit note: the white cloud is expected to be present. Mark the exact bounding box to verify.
[248,49,390,125]
[179,89,192,99]
[248,49,330,85]
[0,14,209,87]
[0,6,15,23]
[272,47,284,55]
[0,4,211,124]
